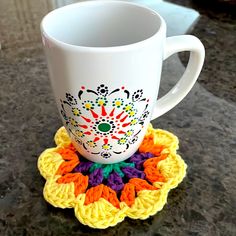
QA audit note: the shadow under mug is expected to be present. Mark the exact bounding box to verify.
[41,1,205,164]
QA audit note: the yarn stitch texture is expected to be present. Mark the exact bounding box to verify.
[38,124,187,229]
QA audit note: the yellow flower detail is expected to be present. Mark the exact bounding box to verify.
[102,144,112,150]
[96,97,107,107]
[115,101,122,106]
[118,138,127,145]
[75,130,84,137]
[85,103,92,109]
[72,108,80,116]
[98,100,105,106]
[69,118,77,127]
[126,130,134,137]
[124,104,132,111]
[87,141,96,148]
[131,119,138,125]
[129,110,136,117]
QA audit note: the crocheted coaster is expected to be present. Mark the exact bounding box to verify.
[38,124,187,229]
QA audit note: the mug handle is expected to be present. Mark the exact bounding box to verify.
[151,35,205,120]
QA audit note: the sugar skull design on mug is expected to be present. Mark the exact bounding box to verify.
[60,84,150,160]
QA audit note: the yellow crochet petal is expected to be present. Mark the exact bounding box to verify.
[38,148,63,179]
[145,124,179,153]
[54,126,71,147]
[154,129,179,153]
[145,123,156,136]
[43,175,76,208]
[158,153,187,189]
[74,195,128,229]
[126,186,170,219]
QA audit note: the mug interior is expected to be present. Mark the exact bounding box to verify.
[41,1,161,47]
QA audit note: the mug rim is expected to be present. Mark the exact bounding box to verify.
[40,0,166,52]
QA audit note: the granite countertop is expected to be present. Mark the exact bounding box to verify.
[0,0,235,235]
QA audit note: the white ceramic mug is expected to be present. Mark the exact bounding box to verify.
[41,1,204,164]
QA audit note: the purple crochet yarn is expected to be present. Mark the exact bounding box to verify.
[142,152,155,158]
[107,172,124,193]
[73,151,153,191]
[122,167,145,179]
[74,161,93,174]
[89,168,103,187]
[129,152,154,169]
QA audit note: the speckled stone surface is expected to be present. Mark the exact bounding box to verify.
[0,0,236,235]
